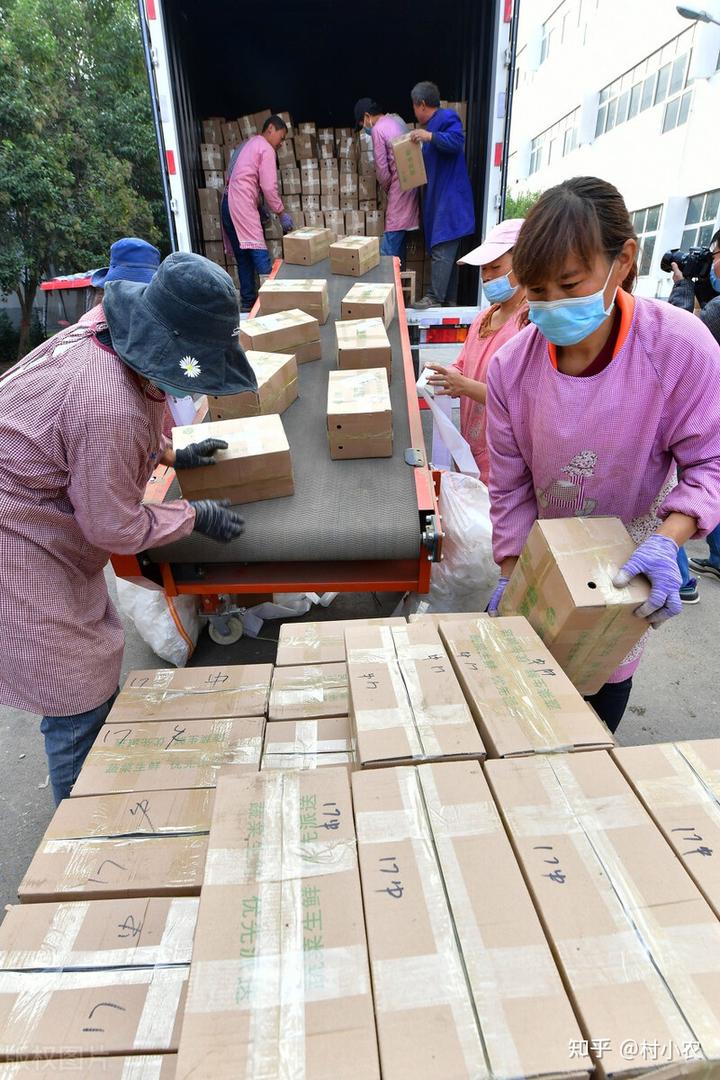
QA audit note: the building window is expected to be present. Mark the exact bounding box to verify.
[681,189,720,249]
[529,108,580,175]
[539,0,600,65]
[632,204,662,276]
[595,26,694,138]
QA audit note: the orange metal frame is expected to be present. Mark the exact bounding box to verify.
[111,257,441,600]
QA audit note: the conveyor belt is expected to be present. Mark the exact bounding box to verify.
[147,257,424,565]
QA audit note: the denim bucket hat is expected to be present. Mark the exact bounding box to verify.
[103,252,257,397]
[91,237,161,288]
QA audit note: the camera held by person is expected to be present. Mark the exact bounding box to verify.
[666,229,720,342]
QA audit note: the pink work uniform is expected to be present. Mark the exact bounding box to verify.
[0,306,195,715]
[486,294,720,682]
[227,135,285,249]
[448,307,526,484]
[371,115,420,233]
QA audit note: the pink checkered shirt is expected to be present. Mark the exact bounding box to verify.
[0,305,195,715]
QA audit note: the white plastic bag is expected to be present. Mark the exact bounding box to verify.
[423,471,496,612]
[116,578,201,667]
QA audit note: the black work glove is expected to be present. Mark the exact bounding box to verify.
[175,439,228,469]
[190,499,245,542]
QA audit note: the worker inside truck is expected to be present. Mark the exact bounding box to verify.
[353,97,420,270]
[222,114,294,313]
[485,177,720,733]
[0,252,255,805]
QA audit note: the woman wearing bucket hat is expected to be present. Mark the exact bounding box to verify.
[90,237,162,289]
[0,252,257,804]
[425,219,527,484]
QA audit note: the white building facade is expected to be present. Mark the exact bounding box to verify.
[507,0,720,298]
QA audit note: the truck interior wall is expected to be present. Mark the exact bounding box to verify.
[163,0,500,304]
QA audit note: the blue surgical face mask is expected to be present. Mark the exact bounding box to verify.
[482,272,518,305]
[710,263,720,294]
[363,124,373,135]
[528,262,617,346]
[152,381,182,397]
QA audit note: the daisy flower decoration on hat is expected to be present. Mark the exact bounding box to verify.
[180,355,202,379]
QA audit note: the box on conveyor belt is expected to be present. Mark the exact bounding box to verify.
[172,414,294,503]
[439,616,614,757]
[202,117,224,144]
[0,1056,178,1078]
[258,277,330,323]
[336,318,391,383]
[70,718,263,798]
[327,368,392,461]
[500,517,651,695]
[200,212,221,241]
[613,739,720,921]
[365,210,385,238]
[0,895,198,970]
[238,307,320,355]
[174,769,380,1080]
[261,716,356,772]
[390,133,428,191]
[358,175,377,201]
[275,617,407,666]
[346,623,485,767]
[344,209,365,235]
[197,186,221,215]
[268,662,348,721]
[209,351,298,422]
[281,226,332,266]
[108,664,273,723]
[324,209,345,237]
[486,750,720,1076]
[200,143,223,171]
[204,169,224,190]
[341,282,396,326]
[330,236,380,278]
[352,762,591,1080]
[220,120,240,146]
[295,132,318,159]
[0,968,188,1061]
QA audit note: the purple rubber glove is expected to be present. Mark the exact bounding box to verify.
[612,534,682,626]
[487,577,509,617]
[279,212,294,234]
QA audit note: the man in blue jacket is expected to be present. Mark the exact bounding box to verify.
[410,81,475,309]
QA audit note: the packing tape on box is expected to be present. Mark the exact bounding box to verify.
[233,374,297,418]
[264,719,353,755]
[91,739,262,768]
[509,756,720,1055]
[261,751,356,771]
[0,966,187,1054]
[0,897,198,972]
[270,672,348,706]
[675,742,720,801]
[346,628,395,662]
[119,680,269,702]
[37,836,208,892]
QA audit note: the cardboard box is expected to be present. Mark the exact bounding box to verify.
[304,209,325,229]
[0,967,188,1060]
[174,770,380,1080]
[358,201,377,214]
[220,120,240,147]
[275,617,407,666]
[282,174,302,196]
[238,308,320,354]
[209,351,298,421]
[353,762,590,1080]
[267,238,283,262]
[276,137,296,166]
[439,616,614,757]
[408,611,491,625]
[613,739,720,921]
[70,718,263,798]
[302,174,321,195]
[358,154,376,177]
[260,751,356,772]
[447,101,468,127]
[300,158,319,174]
[172,414,294,504]
[319,142,335,160]
[283,193,302,214]
[45,788,215,841]
[19,834,209,903]
[263,211,285,239]
[330,237,379,278]
[390,134,427,191]
[282,226,332,266]
[200,143,223,171]
[365,210,385,238]
[500,517,651,695]
[340,196,359,212]
[204,170,224,191]
[0,896,198,970]
[335,127,353,141]
[253,109,271,132]
[200,212,221,241]
[277,110,294,135]
[337,137,357,161]
[324,209,345,237]
[238,115,257,140]
[344,210,365,235]
[341,282,396,327]
[339,173,358,196]
[327,369,392,460]
[486,751,720,1075]
[336,318,391,381]
[262,715,354,756]
[303,193,321,213]
[280,164,300,185]
[268,662,349,721]
[0,1056,178,1077]
[108,664,273,723]
[295,133,318,160]
[321,193,341,212]
[346,624,485,768]
[258,278,330,324]
[358,176,377,201]
[203,241,225,267]
[202,118,224,144]
[197,187,221,215]
[320,159,339,180]
[298,121,317,136]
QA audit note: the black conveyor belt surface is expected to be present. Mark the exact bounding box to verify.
[147,257,424,565]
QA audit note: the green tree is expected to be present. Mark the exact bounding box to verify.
[504,188,542,220]
[0,0,166,359]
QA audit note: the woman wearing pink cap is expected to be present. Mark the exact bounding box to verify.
[425,219,526,484]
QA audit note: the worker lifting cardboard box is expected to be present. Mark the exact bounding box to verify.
[172,415,294,504]
[390,133,428,191]
[327,368,392,460]
[336,318,392,381]
[208,351,298,421]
